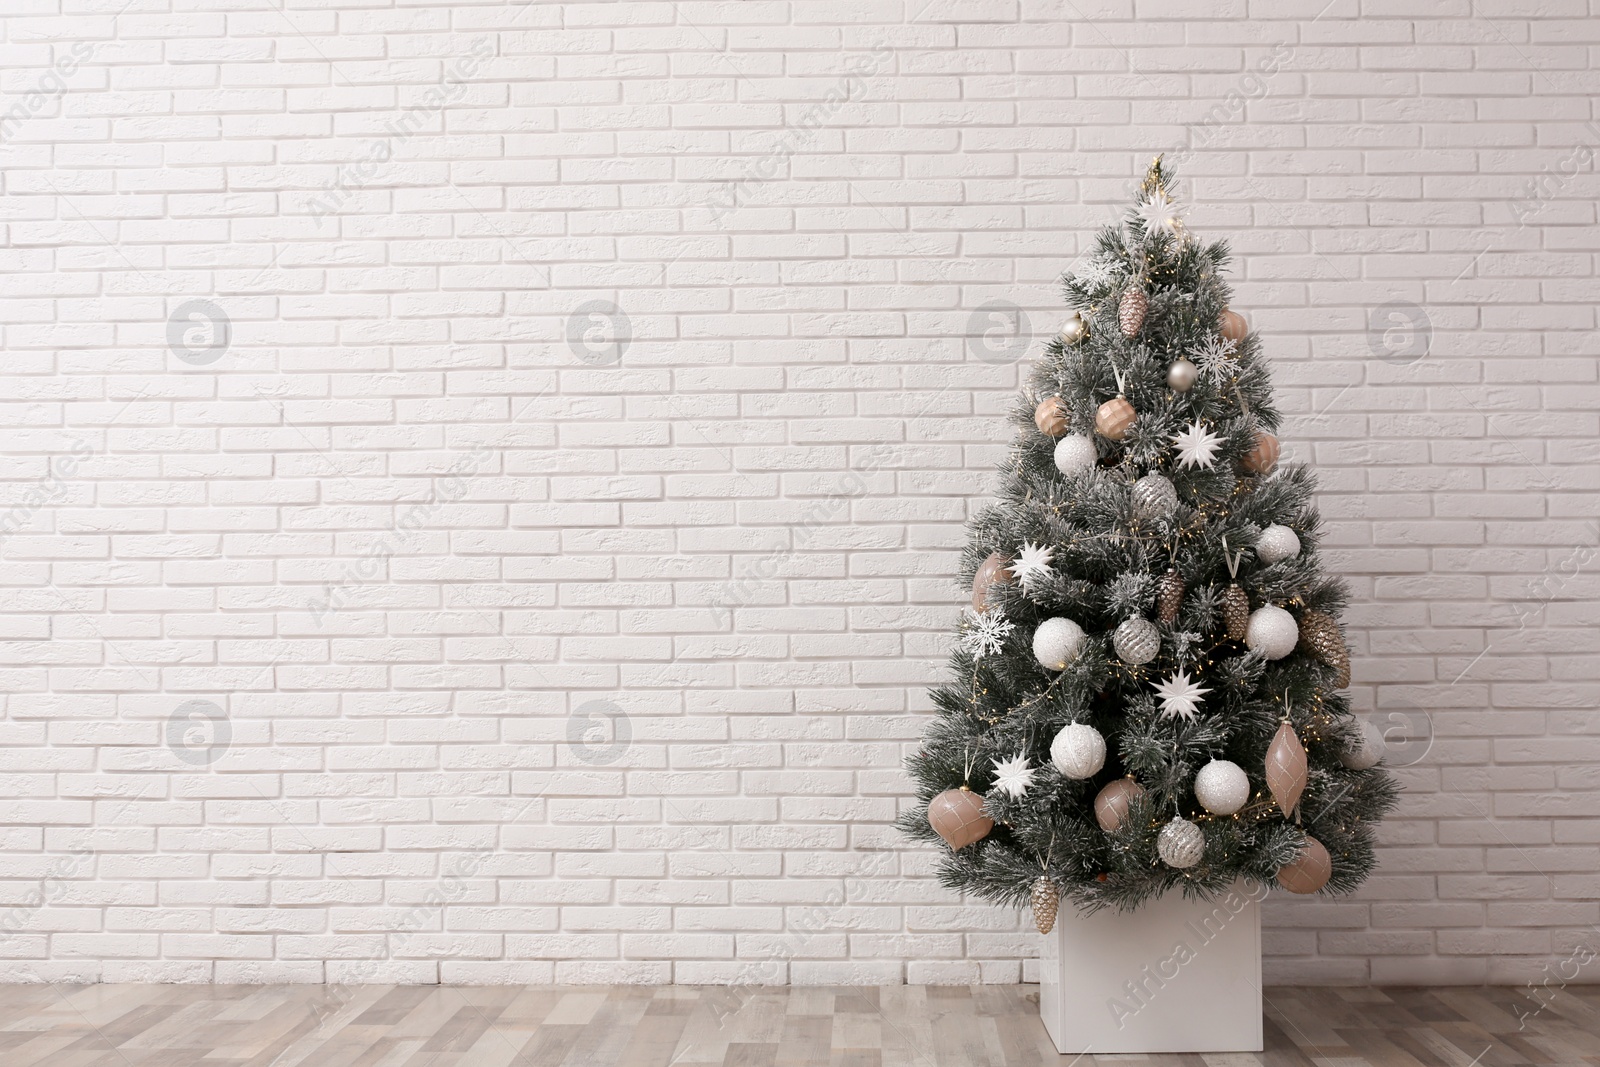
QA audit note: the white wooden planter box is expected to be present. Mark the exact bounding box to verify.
[1039,883,1264,1055]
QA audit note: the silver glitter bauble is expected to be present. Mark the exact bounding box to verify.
[1245,604,1299,660]
[1050,722,1106,780]
[1131,472,1178,520]
[1112,616,1160,665]
[1167,357,1198,392]
[1194,759,1250,815]
[1256,523,1301,565]
[1032,616,1086,671]
[1157,818,1206,869]
[1339,718,1386,770]
[1053,434,1097,476]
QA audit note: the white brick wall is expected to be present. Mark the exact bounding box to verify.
[0,0,1595,987]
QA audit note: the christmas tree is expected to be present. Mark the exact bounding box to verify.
[900,159,1397,924]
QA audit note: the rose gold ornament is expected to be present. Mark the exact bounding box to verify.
[1276,835,1332,894]
[1218,308,1248,343]
[1119,288,1148,337]
[1242,431,1279,475]
[1034,396,1069,437]
[927,786,993,850]
[1266,720,1308,819]
[1095,396,1135,441]
[971,552,1012,611]
[1093,777,1146,833]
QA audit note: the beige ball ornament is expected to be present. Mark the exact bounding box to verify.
[1245,604,1299,660]
[1094,777,1146,832]
[971,552,1012,611]
[1053,434,1097,476]
[1095,395,1135,441]
[1033,616,1086,670]
[1060,312,1089,345]
[1276,835,1332,894]
[1051,722,1106,780]
[1256,523,1301,565]
[1340,718,1386,771]
[1157,817,1206,869]
[1218,308,1248,343]
[1242,431,1279,475]
[927,786,994,851]
[1167,357,1198,392]
[1034,396,1069,437]
[1194,759,1250,816]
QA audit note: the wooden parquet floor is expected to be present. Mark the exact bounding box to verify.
[0,983,1586,1067]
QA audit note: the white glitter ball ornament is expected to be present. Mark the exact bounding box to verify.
[1050,722,1106,780]
[1032,617,1086,670]
[1339,718,1386,770]
[1112,616,1160,665]
[1054,434,1097,476]
[1131,472,1178,520]
[1256,524,1301,565]
[1194,759,1250,815]
[1157,817,1206,869]
[1245,604,1299,660]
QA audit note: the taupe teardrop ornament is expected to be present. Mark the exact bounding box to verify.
[1265,720,1307,819]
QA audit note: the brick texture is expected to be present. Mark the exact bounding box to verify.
[0,1,1594,987]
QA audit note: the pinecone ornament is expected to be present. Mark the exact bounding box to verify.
[1221,583,1250,641]
[1119,288,1148,337]
[1155,568,1185,624]
[1301,609,1351,687]
[1031,876,1060,934]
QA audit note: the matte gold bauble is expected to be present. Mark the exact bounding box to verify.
[1218,308,1248,343]
[971,552,1012,611]
[1093,777,1146,832]
[1034,396,1069,437]
[1277,836,1332,894]
[1095,396,1135,441]
[927,787,993,850]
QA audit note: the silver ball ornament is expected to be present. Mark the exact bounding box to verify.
[1339,718,1386,770]
[1032,616,1086,670]
[1131,472,1178,520]
[1112,617,1160,665]
[1245,604,1299,660]
[1194,759,1250,816]
[1167,357,1198,392]
[1053,434,1097,476]
[1060,312,1089,345]
[1256,524,1301,565]
[1050,722,1106,780]
[1157,818,1206,869]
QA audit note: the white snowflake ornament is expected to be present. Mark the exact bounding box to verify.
[1154,669,1211,722]
[1171,420,1223,471]
[1193,334,1240,386]
[1073,255,1120,293]
[1011,541,1055,593]
[990,752,1035,799]
[960,608,1015,660]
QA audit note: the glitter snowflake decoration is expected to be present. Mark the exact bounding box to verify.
[1072,255,1120,293]
[960,607,1015,660]
[1171,420,1223,471]
[1193,334,1240,386]
[990,752,1036,799]
[1134,189,1184,240]
[1154,670,1211,722]
[1010,541,1055,594]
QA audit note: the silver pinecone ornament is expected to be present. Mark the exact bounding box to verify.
[1031,876,1060,934]
[1119,288,1148,337]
